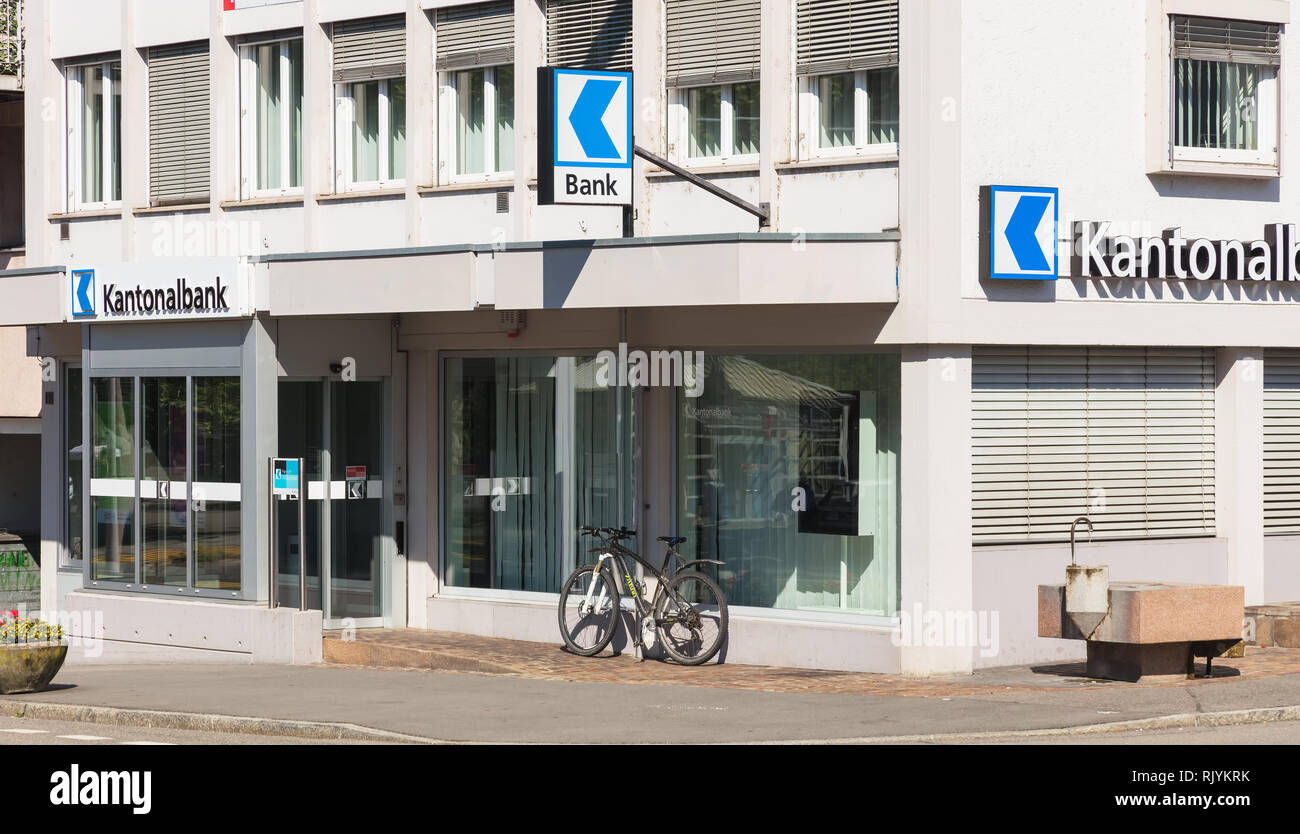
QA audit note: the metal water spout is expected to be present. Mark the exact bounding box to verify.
[1065,517,1108,640]
[1070,516,1093,566]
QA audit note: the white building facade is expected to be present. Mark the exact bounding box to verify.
[1,0,1297,674]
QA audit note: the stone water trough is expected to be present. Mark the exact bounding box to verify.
[1038,579,1245,682]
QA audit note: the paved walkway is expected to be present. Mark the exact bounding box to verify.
[324,628,1300,697]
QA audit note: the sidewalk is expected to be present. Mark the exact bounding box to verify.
[3,636,1299,743]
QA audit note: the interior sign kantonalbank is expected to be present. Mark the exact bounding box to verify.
[983,185,1300,283]
[66,257,250,323]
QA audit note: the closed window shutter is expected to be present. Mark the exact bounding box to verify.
[1264,350,1300,533]
[546,0,632,71]
[973,347,1216,544]
[1173,15,1282,67]
[148,42,210,207]
[666,0,760,88]
[437,2,514,70]
[333,15,406,83]
[797,0,898,76]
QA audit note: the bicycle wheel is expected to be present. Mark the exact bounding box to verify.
[654,571,728,666]
[557,564,620,656]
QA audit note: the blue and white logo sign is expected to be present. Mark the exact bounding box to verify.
[538,68,633,207]
[988,186,1059,280]
[70,269,96,318]
[272,458,300,496]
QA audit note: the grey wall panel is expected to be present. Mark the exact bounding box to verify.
[87,321,246,371]
[277,317,393,378]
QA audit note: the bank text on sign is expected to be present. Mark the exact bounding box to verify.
[538,68,633,207]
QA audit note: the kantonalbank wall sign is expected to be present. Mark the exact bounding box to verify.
[66,257,252,323]
[983,185,1300,283]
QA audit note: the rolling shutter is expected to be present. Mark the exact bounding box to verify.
[972,347,1216,544]
[1264,350,1300,533]
[333,15,406,83]
[436,2,514,70]
[148,42,210,207]
[666,0,760,88]
[1173,15,1282,67]
[546,0,632,71]
[796,0,898,76]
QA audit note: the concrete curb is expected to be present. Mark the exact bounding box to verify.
[773,704,1300,744]
[0,699,449,745]
[5,698,1300,745]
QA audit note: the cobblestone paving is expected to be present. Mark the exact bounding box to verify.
[322,629,1300,698]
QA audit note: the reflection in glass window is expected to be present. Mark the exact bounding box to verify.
[65,368,83,566]
[91,377,134,582]
[193,378,240,591]
[142,378,187,587]
[452,65,514,177]
[443,356,633,592]
[677,354,901,615]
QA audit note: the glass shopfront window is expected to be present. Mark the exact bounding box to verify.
[443,356,634,593]
[91,377,135,583]
[87,374,243,595]
[676,354,900,616]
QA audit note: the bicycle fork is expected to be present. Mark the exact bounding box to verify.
[581,552,652,661]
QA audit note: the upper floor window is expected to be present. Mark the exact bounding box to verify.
[546,0,632,71]
[148,42,212,207]
[66,59,122,210]
[796,0,899,160]
[437,2,515,182]
[1172,15,1280,167]
[333,15,407,191]
[666,0,760,165]
[239,36,304,199]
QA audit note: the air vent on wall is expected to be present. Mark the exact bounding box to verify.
[496,191,510,213]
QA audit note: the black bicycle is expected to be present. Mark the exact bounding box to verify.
[557,526,728,666]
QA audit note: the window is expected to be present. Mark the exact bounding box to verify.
[239,37,303,198]
[1264,351,1300,534]
[972,347,1216,544]
[666,0,760,164]
[676,354,901,616]
[443,356,634,593]
[88,375,243,594]
[63,366,83,568]
[66,60,121,209]
[148,43,211,207]
[546,0,632,71]
[333,16,406,190]
[672,82,759,162]
[437,2,515,181]
[797,0,899,159]
[1171,16,1280,167]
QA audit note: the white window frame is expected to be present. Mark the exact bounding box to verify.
[65,60,121,212]
[239,37,304,201]
[1171,57,1279,168]
[335,77,406,193]
[667,82,761,167]
[797,70,898,162]
[438,64,514,185]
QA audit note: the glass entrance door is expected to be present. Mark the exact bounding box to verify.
[277,379,387,626]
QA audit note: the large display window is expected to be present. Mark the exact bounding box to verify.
[87,375,242,595]
[676,353,901,616]
[442,355,634,593]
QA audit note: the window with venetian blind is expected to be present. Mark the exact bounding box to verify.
[667,0,761,161]
[148,42,210,207]
[546,0,632,71]
[1264,350,1300,534]
[972,347,1216,544]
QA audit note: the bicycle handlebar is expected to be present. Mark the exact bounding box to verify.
[578,525,637,540]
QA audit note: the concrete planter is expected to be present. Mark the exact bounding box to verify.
[0,643,69,694]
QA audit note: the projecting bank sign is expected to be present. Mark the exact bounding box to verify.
[537,68,633,207]
[66,257,251,323]
[983,184,1300,283]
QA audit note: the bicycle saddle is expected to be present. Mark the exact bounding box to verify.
[657,536,686,546]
